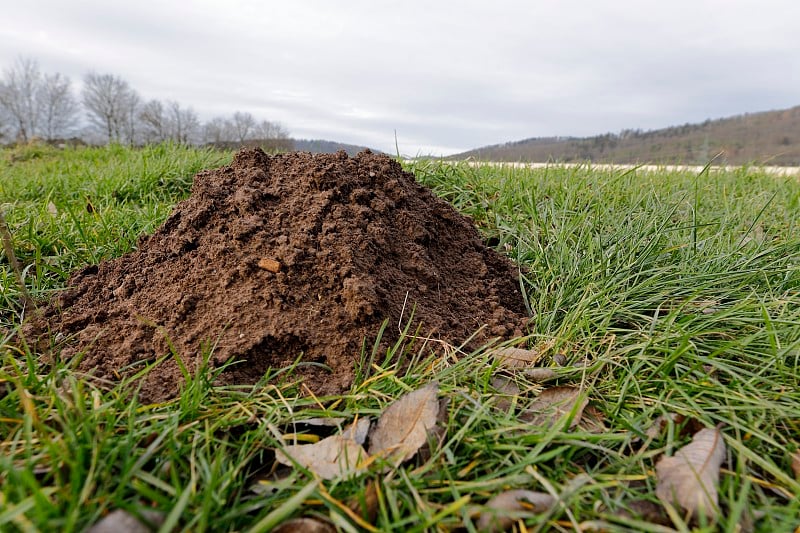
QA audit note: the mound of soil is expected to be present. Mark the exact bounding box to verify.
[24,149,529,401]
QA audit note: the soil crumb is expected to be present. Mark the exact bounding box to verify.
[24,149,529,401]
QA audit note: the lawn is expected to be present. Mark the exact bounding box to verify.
[1,143,799,532]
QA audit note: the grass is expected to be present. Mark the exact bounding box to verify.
[1,144,799,531]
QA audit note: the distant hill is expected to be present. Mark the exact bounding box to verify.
[291,139,382,156]
[453,106,800,165]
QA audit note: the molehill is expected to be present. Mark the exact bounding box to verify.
[24,149,529,401]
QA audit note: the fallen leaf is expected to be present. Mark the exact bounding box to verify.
[644,413,685,440]
[477,490,555,532]
[87,509,165,533]
[494,347,545,368]
[491,376,520,413]
[494,340,555,369]
[47,201,58,216]
[520,386,588,429]
[273,517,336,533]
[258,257,281,272]
[348,479,380,524]
[276,434,367,480]
[656,427,725,520]
[615,499,672,526]
[791,449,800,480]
[417,397,450,463]
[523,368,558,382]
[368,381,440,464]
[576,404,607,433]
[293,417,347,427]
[343,417,372,446]
[491,376,521,396]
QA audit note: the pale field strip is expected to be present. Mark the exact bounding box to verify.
[443,160,800,177]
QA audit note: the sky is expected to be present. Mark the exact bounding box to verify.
[2,0,799,156]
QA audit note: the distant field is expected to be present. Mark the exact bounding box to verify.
[451,160,800,178]
[1,144,799,531]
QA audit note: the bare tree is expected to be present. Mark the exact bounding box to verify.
[253,119,289,140]
[82,72,140,144]
[231,111,256,143]
[39,72,79,140]
[0,57,41,142]
[139,99,167,143]
[166,101,199,144]
[202,116,235,144]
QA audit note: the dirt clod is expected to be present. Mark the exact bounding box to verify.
[24,149,529,401]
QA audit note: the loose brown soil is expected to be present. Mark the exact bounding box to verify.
[24,149,529,401]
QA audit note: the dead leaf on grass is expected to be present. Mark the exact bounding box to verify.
[276,434,367,480]
[644,413,685,440]
[273,517,336,533]
[491,376,521,413]
[87,509,165,533]
[368,381,440,465]
[520,386,588,429]
[614,499,672,526]
[348,478,380,524]
[494,346,545,368]
[576,404,607,433]
[293,416,347,427]
[655,426,725,520]
[477,490,556,532]
[343,416,372,445]
[523,367,558,382]
[790,448,800,480]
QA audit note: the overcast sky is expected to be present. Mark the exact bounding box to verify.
[3,0,799,155]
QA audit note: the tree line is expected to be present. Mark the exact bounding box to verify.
[0,57,289,148]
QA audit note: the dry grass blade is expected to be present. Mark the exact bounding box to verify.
[368,381,440,464]
[477,490,556,532]
[790,449,800,480]
[276,434,367,480]
[655,427,726,520]
[520,386,588,429]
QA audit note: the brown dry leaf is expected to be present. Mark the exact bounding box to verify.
[491,376,520,413]
[494,339,555,369]
[656,427,726,520]
[343,417,372,445]
[615,500,672,526]
[523,367,558,382]
[494,346,546,368]
[477,490,556,532]
[273,517,336,533]
[645,413,685,440]
[293,416,347,427]
[520,386,588,429]
[276,434,367,480]
[576,404,607,433]
[368,381,440,464]
[348,479,380,524]
[791,449,800,480]
[87,509,165,533]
